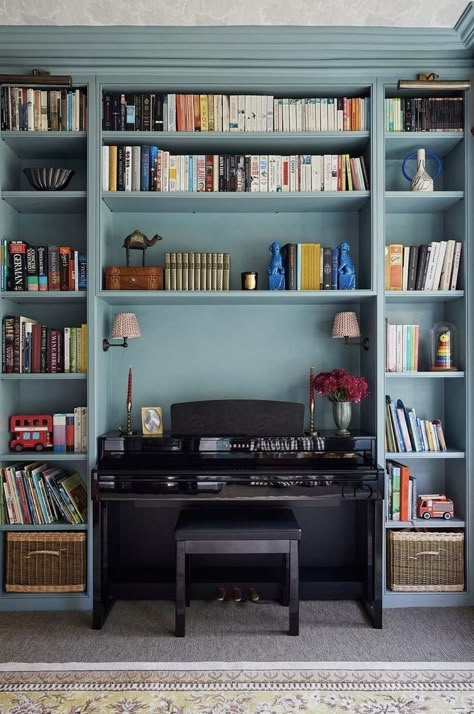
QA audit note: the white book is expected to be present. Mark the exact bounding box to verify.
[237,95,246,132]
[229,95,238,131]
[289,98,297,132]
[273,98,279,131]
[282,98,289,132]
[395,324,403,372]
[432,240,447,291]
[245,95,253,132]
[450,241,463,290]
[102,146,109,191]
[124,146,132,191]
[250,155,260,192]
[214,94,222,132]
[424,242,439,290]
[296,99,303,132]
[278,98,284,132]
[331,154,338,191]
[131,146,141,191]
[289,155,297,192]
[439,239,456,290]
[268,155,278,192]
[311,155,322,191]
[386,322,397,372]
[266,95,273,132]
[222,94,230,132]
[315,98,321,131]
[162,151,170,192]
[168,93,176,132]
[320,98,328,130]
[275,155,282,192]
[402,246,410,290]
[323,155,332,192]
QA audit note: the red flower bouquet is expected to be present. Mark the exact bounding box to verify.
[313,368,368,403]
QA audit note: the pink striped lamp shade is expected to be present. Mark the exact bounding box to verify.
[332,311,360,339]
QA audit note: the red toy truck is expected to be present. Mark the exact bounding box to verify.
[9,414,53,452]
[417,494,454,520]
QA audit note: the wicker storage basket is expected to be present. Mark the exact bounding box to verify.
[388,530,464,592]
[5,532,86,593]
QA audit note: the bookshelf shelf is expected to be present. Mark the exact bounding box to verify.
[102,130,371,154]
[385,451,465,460]
[0,131,87,159]
[0,523,88,531]
[384,192,464,213]
[102,191,370,213]
[1,373,87,380]
[0,291,86,305]
[0,191,87,214]
[384,132,464,159]
[385,371,465,379]
[97,289,375,306]
[0,453,87,462]
[385,518,465,528]
[385,290,464,302]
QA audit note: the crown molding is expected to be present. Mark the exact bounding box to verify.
[455,1,474,49]
[0,25,471,73]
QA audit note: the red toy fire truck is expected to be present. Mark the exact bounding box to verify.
[417,494,454,520]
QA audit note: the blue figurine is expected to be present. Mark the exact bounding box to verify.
[337,241,356,290]
[267,241,286,290]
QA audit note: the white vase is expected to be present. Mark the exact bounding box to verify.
[410,148,434,192]
[332,401,352,435]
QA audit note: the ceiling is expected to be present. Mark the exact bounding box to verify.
[0,0,470,28]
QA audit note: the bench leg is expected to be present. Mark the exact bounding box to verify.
[185,554,191,607]
[281,553,289,606]
[288,540,299,636]
[175,541,186,637]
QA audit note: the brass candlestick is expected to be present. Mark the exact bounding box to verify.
[119,401,134,436]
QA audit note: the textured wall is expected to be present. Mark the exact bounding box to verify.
[0,0,468,27]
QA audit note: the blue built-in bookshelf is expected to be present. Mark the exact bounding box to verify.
[0,13,473,611]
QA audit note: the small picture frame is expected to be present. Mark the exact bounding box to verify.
[141,407,163,436]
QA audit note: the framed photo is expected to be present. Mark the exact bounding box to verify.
[141,407,163,436]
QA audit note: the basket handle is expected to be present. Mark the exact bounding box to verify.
[25,549,65,558]
[409,550,444,558]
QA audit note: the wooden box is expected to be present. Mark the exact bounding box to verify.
[5,532,86,593]
[104,266,163,290]
[388,530,464,592]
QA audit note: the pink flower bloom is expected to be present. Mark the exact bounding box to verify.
[312,368,369,403]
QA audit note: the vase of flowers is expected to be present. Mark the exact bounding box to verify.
[313,368,369,435]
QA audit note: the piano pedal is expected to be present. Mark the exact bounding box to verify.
[216,587,226,602]
[249,587,260,602]
[232,586,243,603]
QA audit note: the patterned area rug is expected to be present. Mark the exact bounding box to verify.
[0,663,473,713]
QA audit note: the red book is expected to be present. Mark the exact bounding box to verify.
[205,154,214,192]
[65,413,75,453]
[392,460,410,521]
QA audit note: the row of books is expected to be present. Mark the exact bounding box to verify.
[282,243,348,291]
[0,240,87,293]
[0,463,87,525]
[2,316,87,374]
[1,87,88,132]
[385,322,419,372]
[385,241,462,292]
[52,408,88,453]
[102,93,370,133]
[386,460,417,521]
[385,396,447,453]
[103,148,370,193]
[163,252,230,291]
[385,97,463,132]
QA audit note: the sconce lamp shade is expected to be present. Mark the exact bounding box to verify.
[332,311,361,339]
[112,313,141,339]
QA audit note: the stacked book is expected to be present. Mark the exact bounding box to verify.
[385,97,463,132]
[1,86,87,132]
[102,92,369,132]
[385,241,462,291]
[0,463,87,525]
[53,408,88,453]
[103,148,369,193]
[164,252,230,291]
[385,321,419,372]
[2,316,87,374]
[1,240,87,293]
[385,396,447,453]
[386,460,417,521]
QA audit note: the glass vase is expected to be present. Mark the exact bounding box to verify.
[332,401,352,435]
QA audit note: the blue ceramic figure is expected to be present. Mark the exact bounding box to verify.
[267,241,286,290]
[337,241,356,290]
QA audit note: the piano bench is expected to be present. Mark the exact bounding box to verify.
[174,508,301,637]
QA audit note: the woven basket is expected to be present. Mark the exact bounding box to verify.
[5,532,86,593]
[388,530,464,592]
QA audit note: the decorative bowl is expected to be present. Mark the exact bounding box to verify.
[23,168,75,191]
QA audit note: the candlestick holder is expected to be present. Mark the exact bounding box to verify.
[119,401,135,436]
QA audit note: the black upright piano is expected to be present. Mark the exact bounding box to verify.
[93,409,384,630]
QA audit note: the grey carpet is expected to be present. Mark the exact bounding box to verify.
[1,601,473,663]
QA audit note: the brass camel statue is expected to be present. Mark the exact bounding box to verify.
[123,229,163,266]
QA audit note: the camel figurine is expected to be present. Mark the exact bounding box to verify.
[123,229,163,266]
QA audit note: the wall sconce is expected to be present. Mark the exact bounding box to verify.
[103,312,141,352]
[332,311,369,351]
[397,73,471,91]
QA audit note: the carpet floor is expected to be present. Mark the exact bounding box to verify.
[0,663,473,713]
[0,600,473,662]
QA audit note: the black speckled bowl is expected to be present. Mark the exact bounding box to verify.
[23,167,74,191]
